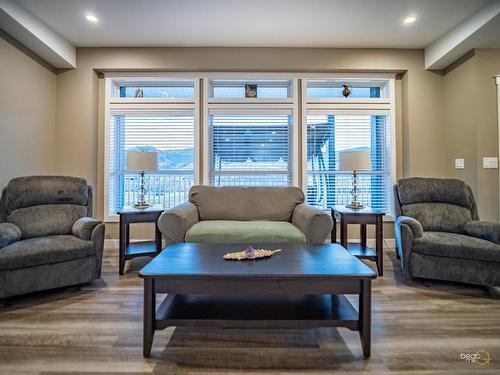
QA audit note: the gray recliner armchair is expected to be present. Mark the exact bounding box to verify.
[0,176,105,300]
[394,177,500,294]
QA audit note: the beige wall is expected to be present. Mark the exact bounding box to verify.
[443,57,478,192]
[54,47,447,238]
[0,36,56,188]
[475,49,500,222]
[443,49,500,221]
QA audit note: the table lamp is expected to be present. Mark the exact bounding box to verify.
[339,150,371,209]
[126,151,158,208]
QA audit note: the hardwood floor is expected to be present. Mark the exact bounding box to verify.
[0,245,499,374]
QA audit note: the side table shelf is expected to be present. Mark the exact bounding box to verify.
[124,241,159,257]
[346,243,377,259]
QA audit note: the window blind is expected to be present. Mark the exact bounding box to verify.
[108,113,195,214]
[209,113,293,187]
[306,113,391,212]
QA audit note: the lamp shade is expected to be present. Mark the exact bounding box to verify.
[338,150,371,171]
[126,151,158,172]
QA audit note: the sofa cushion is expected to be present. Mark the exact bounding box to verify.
[7,204,87,239]
[4,176,89,214]
[401,202,472,233]
[185,220,307,244]
[0,235,95,271]
[189,186,304,221]
[412,231,500,263]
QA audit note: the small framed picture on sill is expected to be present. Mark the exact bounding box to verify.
[245,84,257,98]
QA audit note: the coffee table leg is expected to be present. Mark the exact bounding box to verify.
[359,279,371,358]
[143,278,155,357]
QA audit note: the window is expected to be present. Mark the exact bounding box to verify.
[119,86,194,99]
[104,75,394,220]
[107,113,195,215]
[306,113,392,211]
[306,79,387,99]
[205,78,296,187]
[305,78,394,213]
[105,78,197,218]
[208,112,293,186]
[114,79,195,99]
[209,79,292,99]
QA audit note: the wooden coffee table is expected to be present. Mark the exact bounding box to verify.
[139,243,377,358]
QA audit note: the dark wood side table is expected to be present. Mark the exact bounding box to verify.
[330,206,385,276]
[117,205,164,275]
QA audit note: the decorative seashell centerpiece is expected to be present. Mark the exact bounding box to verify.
[223,245,282,261]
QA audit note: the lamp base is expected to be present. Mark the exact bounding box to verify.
[346,202,365,209]
[133,202,150,209]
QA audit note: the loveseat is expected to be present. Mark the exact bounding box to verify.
[158,186,333,245]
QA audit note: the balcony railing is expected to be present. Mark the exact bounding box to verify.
[210,172,290,187]
[113,170,390,214]
[119,171,194,210]
[307,171,389,211]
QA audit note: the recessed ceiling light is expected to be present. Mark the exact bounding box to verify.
[85,13,99,23]
[403,15,417,25]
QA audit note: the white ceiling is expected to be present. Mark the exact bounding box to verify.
[15,0,494,48]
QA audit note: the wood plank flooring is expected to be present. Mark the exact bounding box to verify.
[0,245,499,374]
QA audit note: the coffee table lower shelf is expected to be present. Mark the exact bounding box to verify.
[144,289,371,359]
[155,294,358,330]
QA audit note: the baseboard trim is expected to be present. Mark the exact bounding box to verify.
[105,238,396,249]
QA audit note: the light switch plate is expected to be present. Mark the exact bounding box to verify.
[455,158,465,169]
[483,157,498,169]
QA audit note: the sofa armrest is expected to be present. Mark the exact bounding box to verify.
[90,222,105,278]
[292,203,333,244]
[72,217,102,241]
[394,216,423,276]
[158,202,199,244]
[463,220,500,245]
[72,217,105,277]
[0,222,22,249]
[396,216,423,239]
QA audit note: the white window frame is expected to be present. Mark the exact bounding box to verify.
[202,77,300,187]
[102,72,396,221]
[103,76,200,222]
[301,77,397,220]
